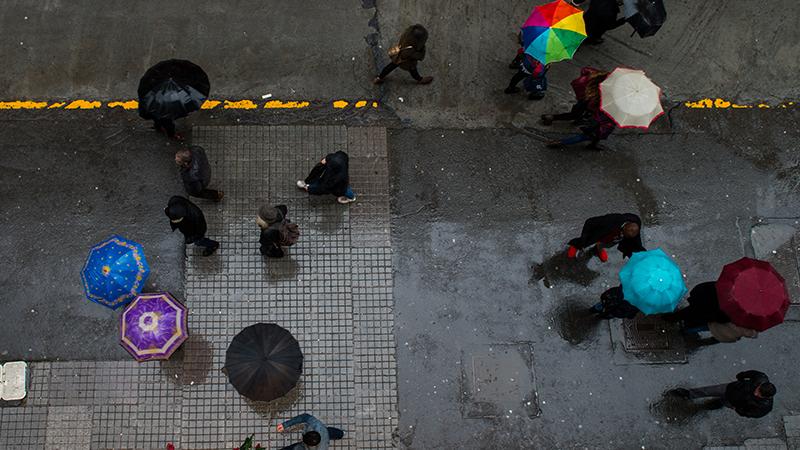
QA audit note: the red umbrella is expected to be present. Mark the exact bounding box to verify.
[716,258,791,332]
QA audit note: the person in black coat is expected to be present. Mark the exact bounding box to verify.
[256,204,299,258]
[296,151,357,204]
[566,213,645,262]
[589,285,640,319]
[667,281,729,329]
[373,24,433,85]
[164,195,219,256]
[668,371,775,418]
[175,146,224,201]
[573,0,628,45]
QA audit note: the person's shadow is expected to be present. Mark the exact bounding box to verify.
[531,249,600,288]
[160,334,214,386]
[650,389,715,425]
[550,295,603,347]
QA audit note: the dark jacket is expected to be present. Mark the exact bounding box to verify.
[165,195,207,243]
[180,146,212,196]
[726,371,773,418]
[686,281,730,322]
[568,213,645,258]
[304,151,350,197]
[395,25,428,71]
[584,0,627,36]
[259,205,288,258]
[600,285,640,319]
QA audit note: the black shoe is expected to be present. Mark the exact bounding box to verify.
[541,114,554,126]
[528,93,545,101]
[505,87,520,94]
[202,243,219,256]
[701,398,724,410]
[666,388,691,399]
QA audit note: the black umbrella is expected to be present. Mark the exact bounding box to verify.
[224,323,303,402]
[623,0,666,38]
[137,59,210,120]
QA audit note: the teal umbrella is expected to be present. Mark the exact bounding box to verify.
[619,248,686,314]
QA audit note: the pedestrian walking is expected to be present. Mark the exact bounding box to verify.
[277,413,345,450]
[296,151,356,204]
[164,195,219,256]
[505,32,549,100]
[573,0,628,45]
[668,371,776,418]
[175,146,224,202]
[666,281,758,345]
[373,24,433,85]
[566,213,645,262]
[589,285,640,319]
[257,204,300,258]
[541,66,609,125]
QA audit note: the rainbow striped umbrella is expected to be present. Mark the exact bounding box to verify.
[522,0,587,65]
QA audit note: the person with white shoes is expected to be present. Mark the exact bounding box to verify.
[296,151,356,204]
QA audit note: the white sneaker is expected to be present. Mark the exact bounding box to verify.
[296,180,307,189]
[337,196,356,204]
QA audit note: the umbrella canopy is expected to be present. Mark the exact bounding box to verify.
[137,59,210,120]
[521,0,586,65]
[120,292,189,362]
[619,248,687,314]
[716,258,790,332]
[600,67,663,129]
[224,323,303,402]
[81,235,150,309]
[623,0,666,38]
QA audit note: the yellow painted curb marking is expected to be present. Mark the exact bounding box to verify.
[223,100,258,109]
[355,100,367,108]
[264,100,309,109]
[108,100,138,110]
[64,100,101,109]
[333,100,349,108]
[0,101,48,109]
[201,100,221,109]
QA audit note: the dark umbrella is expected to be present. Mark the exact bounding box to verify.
[137,59,210,120]
[623,0,666,38]
[224,323,303,402]
[716,258,790,332]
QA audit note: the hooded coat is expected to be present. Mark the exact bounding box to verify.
[258,205,289,258]
[394,25,429,71]
[584,0,627,38]
[180,146,212,196]
[568,213,645,258]
[304,151,350,197]
[165,195,207,243]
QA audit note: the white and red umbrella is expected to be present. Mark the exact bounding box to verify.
[600,67,663,129]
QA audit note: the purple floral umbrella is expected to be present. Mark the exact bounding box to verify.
[120,292,188,362]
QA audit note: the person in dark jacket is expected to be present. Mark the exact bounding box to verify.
[296,151,356,204]
[277,413,345,450]
[668,371,775,418]
[373,24,433,85]
[257,204,299,258]
[573,0,628,45]
[566,213,645,262]
[164,195,219,256]
[505,32,549,100]
[175,146,224,201]
[541,66,609,125]
[590,285,640,319]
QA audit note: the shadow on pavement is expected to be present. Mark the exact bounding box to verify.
[550,296,603,346]
[160,334,214,386]
[531,249,600,288]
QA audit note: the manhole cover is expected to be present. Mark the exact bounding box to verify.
[461,343,540,419]
[622,316,671,351]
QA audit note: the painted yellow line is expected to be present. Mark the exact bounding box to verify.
[684,98,797,109]
[0,99,380,111]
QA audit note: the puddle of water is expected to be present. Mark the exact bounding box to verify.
[650,391,707,425]
[531,250,599,288]
[551,299,601,346]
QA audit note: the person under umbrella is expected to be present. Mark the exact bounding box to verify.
[277,413,346,450]
[541,66,609,125]
[573,0,627,45]
[373,24,433,85]
[256,204,300,258]
[566,213,645,262]
[296,151,356,204]
[505,41,550,101]
[589,284,640,319]
[175,145,224,202]
[164,195,219,256]
[716,257,790,332]
[666,281,758,346]
[224,323,303,402]
[623,0,666,38]
[618,248,687,315]
[138,59,210,140]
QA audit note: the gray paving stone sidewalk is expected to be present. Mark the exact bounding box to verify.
[0,126,397,449]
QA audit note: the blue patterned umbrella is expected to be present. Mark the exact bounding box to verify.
[619,248,687,314]
[81,235,150,309]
